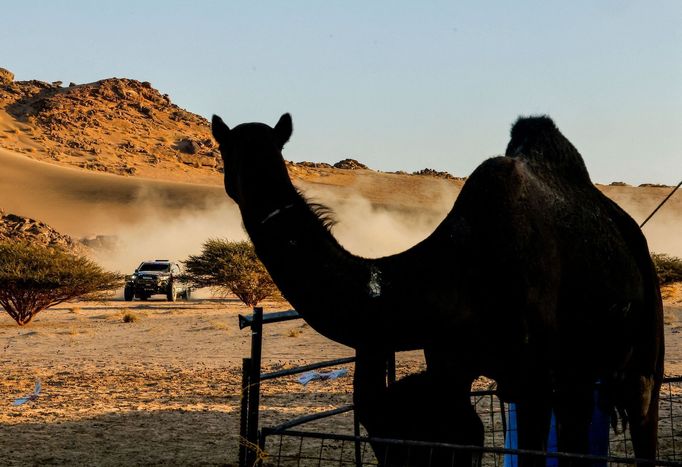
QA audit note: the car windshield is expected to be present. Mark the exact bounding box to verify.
[138,263,170,272]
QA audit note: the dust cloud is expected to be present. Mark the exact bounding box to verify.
[623,204,682,258]
[309,183,682,259]
[88,181,680,284]
[89,181,459,281]
[90,198,247,275]
[299,184,457,258]
[604,187,682,258]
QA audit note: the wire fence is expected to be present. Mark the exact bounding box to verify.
[240,308,682,467]
[260,430,682,467]
[259,377,682,466]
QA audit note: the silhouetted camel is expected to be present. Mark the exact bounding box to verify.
[212,113,663,466]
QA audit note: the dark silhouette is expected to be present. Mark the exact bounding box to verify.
[212,113,663,466]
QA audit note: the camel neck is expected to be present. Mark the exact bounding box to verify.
[259,203,295,225]
[243,192,374,347]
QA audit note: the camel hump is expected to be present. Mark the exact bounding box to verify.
[505,115,591,184]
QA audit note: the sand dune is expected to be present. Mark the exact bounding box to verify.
[0,147,229,238]
[1,143,680,266]
[0,147,247,273]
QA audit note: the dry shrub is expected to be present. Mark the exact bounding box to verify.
[208,320,229,331]
[182,239,280,307]
[122,311,139,323]
[0,240,122,325]
[652,253,682,285]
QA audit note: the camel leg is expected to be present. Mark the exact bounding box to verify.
[553,387,593,467]
[388,373,483,466]
[626,374,661,464]
[353,350,388,435]
[514,397,552,467]
[354,350,411,466]
[355,354,484,467]
[445,388,484,467]
[425,349,484,466]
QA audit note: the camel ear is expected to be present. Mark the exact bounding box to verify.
[273,113,292,148]
[211,115,230,145]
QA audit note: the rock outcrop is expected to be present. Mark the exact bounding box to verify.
[0,69,470,184]
[0,210,86,254]
[0,67,14,85]
[0,75,220,178]
[333,158,368,170]
[412,168,463,180]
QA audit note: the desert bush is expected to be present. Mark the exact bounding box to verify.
[652,253,682,285]
[0,240,122,325]
[182,239,280,307]
[122,311,139,323]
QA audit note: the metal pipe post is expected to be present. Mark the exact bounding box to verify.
[387,353,396,386]
[239,357,250,467]
[246,307,264,466]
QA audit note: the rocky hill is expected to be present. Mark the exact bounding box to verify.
[0,67,468,185]
[0,68,220,182]
[0,210,86,254]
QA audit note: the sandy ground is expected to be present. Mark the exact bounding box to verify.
[0,289,680,466]
[0,110,680,465]
[0,297,350,466]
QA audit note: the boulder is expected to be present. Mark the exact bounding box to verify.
[334,158,368,170]
[0,210,86,253]
[412,168,456,180]
[0,67,14,85]
[175,138,200,155]
[291,161,333,169]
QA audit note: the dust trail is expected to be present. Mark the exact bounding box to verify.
[89,196,247,274]
[89,181,681,280]
[603,186,682,257]
[298,183,457,258]
[303,182,682,259]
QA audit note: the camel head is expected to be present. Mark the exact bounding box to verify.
[211,113,293,209]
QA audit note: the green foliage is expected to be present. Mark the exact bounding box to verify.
[652,253,682,285]
[0,240,122,325]
[182,239,280,307]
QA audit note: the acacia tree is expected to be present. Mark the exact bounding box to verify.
[182,239,280,307]
[0,240,122,325]
[652,253,682,285]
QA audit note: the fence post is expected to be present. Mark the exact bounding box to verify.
[353,349,363,467]
[387,352,396,386]
[246,307,264,466]
[353,397,362,467]
[239,357,251,467]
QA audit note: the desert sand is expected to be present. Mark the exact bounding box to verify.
[0,296,420,465]
[1,73,681,465]
[0,289,680,466]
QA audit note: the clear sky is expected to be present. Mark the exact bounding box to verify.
[2,1,680,185]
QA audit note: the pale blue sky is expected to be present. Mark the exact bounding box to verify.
[2,1,680,184]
